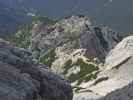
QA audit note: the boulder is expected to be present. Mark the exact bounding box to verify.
[0,38,73,100]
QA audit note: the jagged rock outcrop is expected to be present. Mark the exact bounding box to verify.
[10,16,121,61]
[31,16,121,61]
[0,38,73,100]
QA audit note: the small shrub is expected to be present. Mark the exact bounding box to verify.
[39,48,56,67]
[63,58,99,85]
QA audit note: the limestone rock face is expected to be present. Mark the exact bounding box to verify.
[73,36,133,100]
[105,36,133,70]
[0,39,73,100]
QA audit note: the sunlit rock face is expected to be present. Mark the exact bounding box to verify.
[105,36,133,70]
[73,36,133,100]
[0,39,73,100]
[104,36,133,85]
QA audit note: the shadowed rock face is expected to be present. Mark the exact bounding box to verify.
[0,39,73,100]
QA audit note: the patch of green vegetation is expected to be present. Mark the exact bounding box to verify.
[63,59,73,75]
[63,58,99,85]
[39,48,56,67]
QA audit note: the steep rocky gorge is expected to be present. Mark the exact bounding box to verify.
[8,16,133,100]
[9,16,122,93]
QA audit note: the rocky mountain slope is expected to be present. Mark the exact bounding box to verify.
[0,38,72,100]
[10,16,121,61]
[5,14,133,100]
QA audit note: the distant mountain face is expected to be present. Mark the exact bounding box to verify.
[0,0,133,33]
